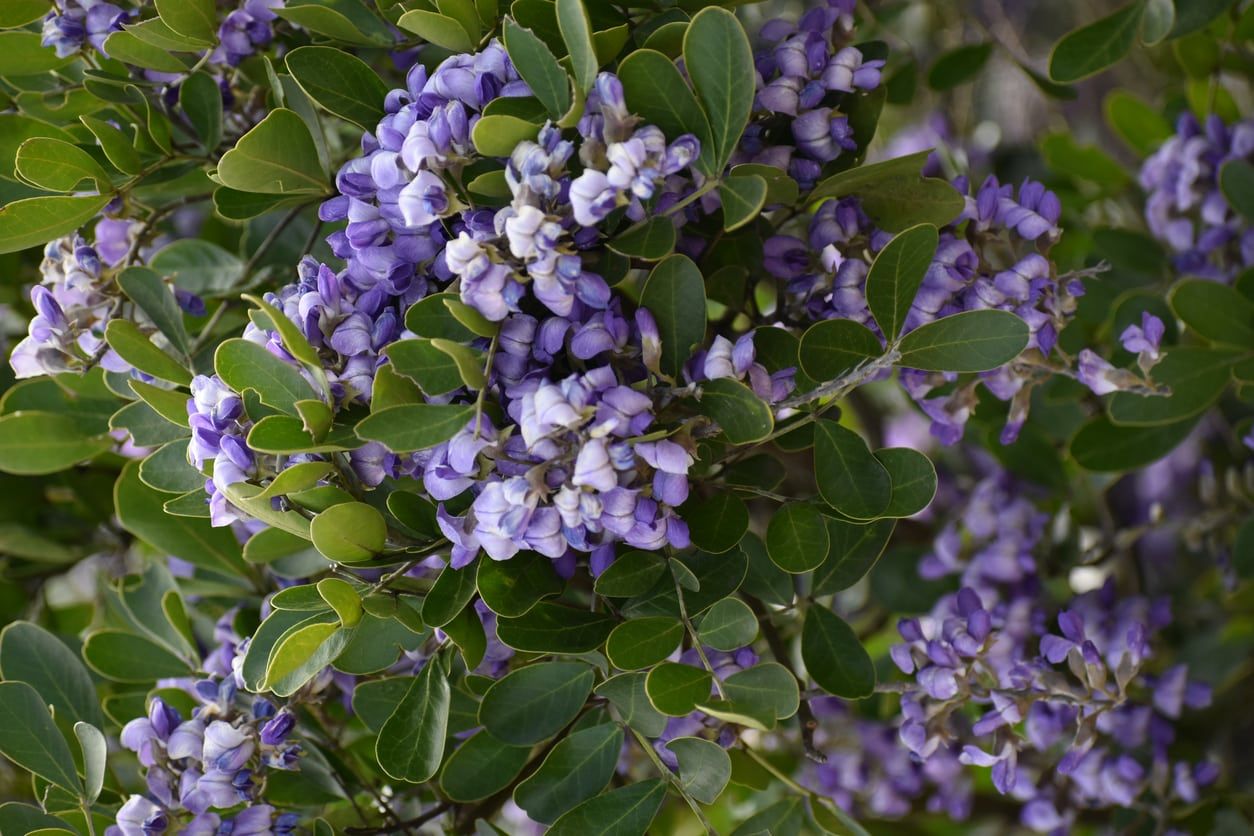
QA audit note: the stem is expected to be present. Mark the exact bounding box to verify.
[344,803,452,836]
[673,571,726,699]
[626,726,719,835]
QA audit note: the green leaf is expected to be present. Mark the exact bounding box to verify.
[897,309,1029,372]
[684,491,748,554]
[1109,347,1241,426]
[82,629,192,682]
[814,517,895,595]
[102,31,189,72]
[423,558,480,628]
[556,0,598,93]
[594,551,666,597]
[723,662,799,722]
[617,48,713,175]
[609,216,677,261]
[697,598,758,651]
[385,339,464,396]
[0,194,112,255]
[179,71,223,151]
[645,662,712,716]
[666,737,730,805]
[515,723,624,824]
[548,779,666,836]
[799,319,882,382]
[471,114,542,157]
[874,447,937,518]
[0,32,74,75]
[683,7,754,171]
[639,254,706,378]
[0,412,111,475]
[150,239,245,297]
[215,338,316,413]
[444,297,499,338]
[719,175,767,232]
[217,108,326,194]
[767,503,831,574]
[866,224,939,341]
[105,320,191,385]
[811,150,935,201]
[432,338,487,390]
[397,8,476,50]
[246,416,363,455]
[496,603,615,654]
[377,661,451,783]
[623,549,747,620]
[443,602,487,669]
[595,673,667,737]
[286,46,389,131]
[276,0,392,45]
[119,266,190,356]
[0,1,50,27]
[809,155,964,230]
[698,377,774,444]
[138,440,203,494]
[116,460,247,575]
[440,730,531,803]
[257,461,334,500]
[1169,0,1236,38]
[606,617,684,670]
[356,404,475,452]
[479,661,594,745]
[14,137,110,193]
[927,42,994,90]
[1170,279,1254,346]
[1141,0,1175,43]
[505,18,572,119]
[814,420,891,520]
[73,722,106,805]
[1049,2,1145,83]
[317,577,362,627]
[1220,160,1254,222]
[0,622,103,730]
[264,620,352,696]
[1104,91,1173,155]
[1041,133,1131,191]
[801,605,875,698]
[155,0,216,41]
[309,502,387,562]
[477,550,563,617]
[0,682,80,794]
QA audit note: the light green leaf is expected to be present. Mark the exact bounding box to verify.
[666,737,730,805]
[119,266,190,356]
[155,0,217,41]
[216,108,326,194]
[0,32,74,75]
[471,114,542,157]
[73,722,106,805]
[0,195,112,255]
[355,403,475,452]
[82,629,192,682]
[14,137,110,193]
[150,239,245,296]
[215,337,316,413]
[0,682,80,794]
[504,18,572,119]
[105,320,192,385]
[309,501,387,562]
[317,577,362,627]
[397,8,476,51]
[0,622,104,730]
[556,0,597,93]
[102,31,190,72]
[264,620,352,696]
[0,412,111,476]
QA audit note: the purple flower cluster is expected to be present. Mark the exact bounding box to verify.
[654,647,758,768]
[41,0,131,58]
[883,470,1217,832]
[215,0,284,66]
[1141,113,1254,281]
[1076,312,1166,397]
[113,680,300,836]
[737,0,883,189]
[764,174,1072,444]
[9,220,139,379]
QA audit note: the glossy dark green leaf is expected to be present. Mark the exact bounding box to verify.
[286,46,388,130]
[0,622,103,730]
[719,175,767,232]
[515,723,623,823]
[927,42,994,90]
[618,48,713,175]
[101,31,190,71]
[479,661,594,745]
[217,108,326,194]
[555,0,598,92]
[82,630,192,682]
[1109,347,1240,426]
[1049,2,1145,82]
[874,448,937,518]
[766,503,830,574]
[309,501,386,562]
[723,662,799,722]
[138,440,203,494]
[1220,160,1254,222]
[384,339,465,396]
[666,737,730,804]
[801,605,875,699]
[593,551,667,597]
[179,71,223,150]
[504,18,572,119]
[645,662,712,716]
[813,518,895,595]
[377,661,451,783]
[1170,279,1254,345]
[423,558,480,628]
[215,338,315,413]
[606,617,684,670]
[698,377,773,444]
[814,420,891,520]
[608,216,677,261]
[0,194,113,256]
[0,682,80,794]
[355,404,475,452]
[865,224,938,341]
[477,550,563,617]
[595,673,667,737]
[683,7,753,170]
[548,779,666,836]
[496,603,615,654]
[697,598,757,651]
[799,318,882,382]
[118,267,190,356]
[684,491,749,554]
[622,549,747,620]
[1169,0,1236,38]
[639,254,706,378]
[897,310,1029,372]
[439,730,531,803]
